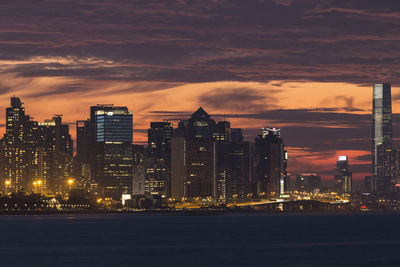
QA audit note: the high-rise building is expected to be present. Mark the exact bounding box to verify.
[213,121,231,141]
[391,148,400,178]
[1,97,73,195]
[132,144,146,195]
[334,156,352,194]
[145,122,173,197]
[36,116,73,195]
[2,97,33,192]
[75,120,95,192]
[89,105,133,199]
[230,129,251,200]
[295,174,321,193]
[253,128,287,199]
[171,137,217,200]
[171,108,220,201]
[372,83,393,193]
[185,107,216,140]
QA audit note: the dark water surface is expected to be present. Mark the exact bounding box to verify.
[0,212,399,267]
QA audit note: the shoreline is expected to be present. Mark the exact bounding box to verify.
[0,208,396,216]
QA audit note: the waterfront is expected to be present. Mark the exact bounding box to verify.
[0,213,399,266]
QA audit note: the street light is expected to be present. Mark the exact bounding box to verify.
[32,180,43,194]
[67,178,75,187]
[4,180,11,195]
[66,178,75,196]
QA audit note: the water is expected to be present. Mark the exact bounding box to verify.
[0,212,399,267]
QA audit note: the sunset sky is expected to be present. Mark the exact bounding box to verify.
[1,0,400,182]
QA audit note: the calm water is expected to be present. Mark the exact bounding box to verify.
[0,212,399,267]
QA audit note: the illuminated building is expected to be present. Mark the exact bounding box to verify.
[253,128,287,199]
[1,97,73,195]
[372,83,393,193]
[213,121,231,141]
[334,156,352,194]
[295,174,321,193]
[145,122,173,197]
[36,116,73,194]
[89,105,133,199]
[1,97,35,192]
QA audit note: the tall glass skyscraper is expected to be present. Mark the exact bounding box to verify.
[372,83,392,193]
[90,105,133,199]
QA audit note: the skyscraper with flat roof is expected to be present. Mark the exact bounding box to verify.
[372,83,392,193]
[334,156,352,194]
[37,116,73,194]
[145,122,173,197]
[89,105,133,199]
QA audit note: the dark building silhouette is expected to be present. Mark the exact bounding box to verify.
[171,108,242,203]
[230,129,251,200]
[145,122,173,197]
[253,128,287,199]
[171,137,217,200]
[372,83,393,193]
[182,107,216,140]
[132,144,146,195]
[171,108,217,201]
[75,120,95,192]
[334,156,352,194]
[391,148,400,178]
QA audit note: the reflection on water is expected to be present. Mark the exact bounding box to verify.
[0,213,399,267]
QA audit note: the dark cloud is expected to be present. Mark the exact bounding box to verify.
[198,88,279,111]
[354,154,371,162]
[0,0,399,84]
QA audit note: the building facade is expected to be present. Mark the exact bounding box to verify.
[1,97,73,195]
[145,122,173,197]
[253,128,287,199]
[334,156,352,194]
[89,105,133,199]
[372,83,393,193]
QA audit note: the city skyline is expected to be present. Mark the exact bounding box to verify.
[0,91,396,184]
